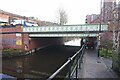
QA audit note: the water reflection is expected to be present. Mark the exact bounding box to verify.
[16,60,23,73]
[3,43,80,78]
[64,39,81,46]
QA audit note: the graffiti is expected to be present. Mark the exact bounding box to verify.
[24,41,29,45]
[2,39,16,47]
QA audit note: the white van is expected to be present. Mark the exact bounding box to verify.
[11,20,38,26]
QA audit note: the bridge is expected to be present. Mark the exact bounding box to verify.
[3,24,119,79]
[1,24,108,52]
[23,24,108,37]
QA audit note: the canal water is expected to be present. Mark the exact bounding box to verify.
[2,39,81,78]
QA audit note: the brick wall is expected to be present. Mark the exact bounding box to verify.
[1,26,64,51]
[1,26,23,50]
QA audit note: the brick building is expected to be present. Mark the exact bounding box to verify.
[85,14,100,24]
[0,9,40,26]
[102,0,113,23]
[85,0,120,41]
[86,0,114,24]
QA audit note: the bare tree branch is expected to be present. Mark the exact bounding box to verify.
[57,8,68,25]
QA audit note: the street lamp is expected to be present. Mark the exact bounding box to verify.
[97,0,102,57]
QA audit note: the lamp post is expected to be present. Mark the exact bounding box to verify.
[98,0,102,57]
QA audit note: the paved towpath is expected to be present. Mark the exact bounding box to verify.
[77,49,118,78]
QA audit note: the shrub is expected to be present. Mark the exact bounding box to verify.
[100,48,112,58]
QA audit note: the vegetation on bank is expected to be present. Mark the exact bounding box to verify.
[2,49,26,58]
[99,48,112,58]
[100,40,113,58]
[100,40,120,76]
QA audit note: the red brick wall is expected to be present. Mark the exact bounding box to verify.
[1,26,64,51]
[1,26,23,33]
[22,33,29,51]
[1,26,23,49]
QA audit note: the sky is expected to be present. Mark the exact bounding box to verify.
[0,0,101,24]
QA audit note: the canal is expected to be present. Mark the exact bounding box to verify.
[2,39,81,78]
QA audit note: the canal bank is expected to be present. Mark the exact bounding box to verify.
[2,44,52,58]
[2,38,81,58]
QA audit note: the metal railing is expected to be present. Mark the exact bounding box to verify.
[47,44,85,80]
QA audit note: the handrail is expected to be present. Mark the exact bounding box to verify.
[70,47,85,77]
[48,58,71,79]
[47,44,85,80]
[71,45,84,60]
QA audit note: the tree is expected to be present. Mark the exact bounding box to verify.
[100,0,120,73]
[108,1,120,73]
[57,8,68,25]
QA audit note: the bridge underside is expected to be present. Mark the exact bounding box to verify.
[29,37,65,50]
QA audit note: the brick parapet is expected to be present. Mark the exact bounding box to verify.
[1,26,23,33]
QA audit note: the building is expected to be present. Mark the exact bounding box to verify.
[0,9,39,27]
[86,0,114,24]
[102,0,113,23]
[85,14,100,24]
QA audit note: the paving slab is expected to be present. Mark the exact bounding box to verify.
[78,49,118,78]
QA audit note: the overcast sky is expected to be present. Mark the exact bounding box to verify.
[0,0,101,24]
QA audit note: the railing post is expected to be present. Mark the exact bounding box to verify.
[78,52,81,69]
[81,48,84,65]
[97,45,100,57]
[79,51,83,69]
[68,58,71,80]
[78,60,81,69]
[81,50,83,63]
[79,45,85,69]
[76,61,78,79]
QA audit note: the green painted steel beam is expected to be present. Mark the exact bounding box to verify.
[23,24,108,33]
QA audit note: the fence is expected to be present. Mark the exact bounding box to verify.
[47,44,85,80]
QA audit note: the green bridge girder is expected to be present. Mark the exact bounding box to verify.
[23,24,108,37]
